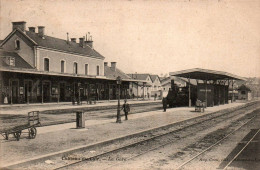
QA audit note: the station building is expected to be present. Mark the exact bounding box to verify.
[0,21,141,104]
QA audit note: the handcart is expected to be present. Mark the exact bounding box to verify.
[195,100,206,112]
[1,111,41,141]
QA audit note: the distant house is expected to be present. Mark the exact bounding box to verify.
[161,76,196,91]
[127,73,153,98]
[237,84,252,100]
[160,76,197,98]
[150,75,161,97]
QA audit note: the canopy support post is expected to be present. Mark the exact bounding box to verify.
[188,74,191,107]
[205,78,208,108]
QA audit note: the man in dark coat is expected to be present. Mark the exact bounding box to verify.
[162,97,167,112]
[122,99,130,120]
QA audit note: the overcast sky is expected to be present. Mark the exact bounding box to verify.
[1,0,259,77]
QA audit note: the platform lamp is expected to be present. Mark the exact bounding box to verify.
[116,76,122,123]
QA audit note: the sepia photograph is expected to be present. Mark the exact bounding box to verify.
[0,0,259,169]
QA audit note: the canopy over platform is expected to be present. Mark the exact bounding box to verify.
[169,68,245,81]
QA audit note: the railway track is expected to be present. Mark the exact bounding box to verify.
[48,102,259,170]
[222,128,260,170]
[175,115,257,169]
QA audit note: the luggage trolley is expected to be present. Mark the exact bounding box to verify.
[1,111,41,141]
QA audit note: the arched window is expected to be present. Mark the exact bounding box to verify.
[44,58,49,71]
[15,40,20,50]
[61,60,65,73]
[73,62,78,74]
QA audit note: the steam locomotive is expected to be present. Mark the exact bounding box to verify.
[166,80,196,107]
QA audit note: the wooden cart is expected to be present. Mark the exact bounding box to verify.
[1,111,41,141]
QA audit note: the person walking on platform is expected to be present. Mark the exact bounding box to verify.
[154,93,157,101]
[122,99,130,120]
[162,97,167,112]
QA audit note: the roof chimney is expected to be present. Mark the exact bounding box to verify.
[85,33,93,48]
[111,62,117,71]
[38,26,45,38]
[28,27,35,32]
[79,38,84,47]
[71,38,76,43]
[12,21,26,32]
[104,62,108,67]
[85,40,93,48]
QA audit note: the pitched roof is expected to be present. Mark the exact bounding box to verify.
[150,75,160,83]
[0,29,105,60]
[25,31,104,59]
[105,66,131,80]
[127,74,151,81]
[0,50,33,69]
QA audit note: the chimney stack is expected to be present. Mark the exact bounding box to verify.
[111,62,117,71]
[38,26,45,37]
[85,40,93,48]
[79,38,84,47]
[85,33,93,48]
[12,21,26,32]
[28,27,36,32]
[71,38,76,43]
[104,62,108,67]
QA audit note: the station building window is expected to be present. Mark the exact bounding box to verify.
[44,58,49,71]
[61,60,65,73]
[96,65,100,76]
[85,64,88,75]
[73,62,78,74]
[15,40,20,50]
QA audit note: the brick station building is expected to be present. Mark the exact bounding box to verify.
[0,21,139,104]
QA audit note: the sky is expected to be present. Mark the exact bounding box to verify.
[0,0,259,78]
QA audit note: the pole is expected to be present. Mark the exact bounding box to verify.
[116,84,122,123]
[10,80,13,105]
[27,83,29,104]
[108,84,110,101]
[143,82,145,100]
[137,83,139,100]
[223,80,226,104]
[188,75,191,107]
[205,79,207,108]
[228,79,230,104]
[231,80,234,103]
[132,82,134,99]
[41,80,43,104]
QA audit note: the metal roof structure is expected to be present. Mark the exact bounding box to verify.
[169,68,245,81]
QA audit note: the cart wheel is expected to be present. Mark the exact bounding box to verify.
[29,127,37,139]
[4,133,9,140]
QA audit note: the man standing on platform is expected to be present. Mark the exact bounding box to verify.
[162,97,167,112]
[122,99,130,120]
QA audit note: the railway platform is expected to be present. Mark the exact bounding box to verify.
[0,100,257,168]
[0,98,158,115]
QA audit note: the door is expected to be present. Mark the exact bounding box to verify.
[60,83,66,101]
[24,80,33,103]
[11,80,19,104]
[43,82,51,102]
